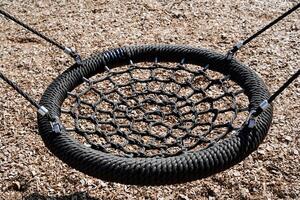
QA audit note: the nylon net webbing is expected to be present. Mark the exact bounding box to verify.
[60,60,249,158]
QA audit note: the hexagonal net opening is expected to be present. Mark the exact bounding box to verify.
[60,59,249,158]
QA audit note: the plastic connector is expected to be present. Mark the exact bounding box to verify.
[246,100,270,128]
[50,116,63,134]
[247,118,256,129]
[246,110,257,129]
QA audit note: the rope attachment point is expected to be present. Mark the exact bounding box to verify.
[38,106,49,116]
[64,47,82,64]
[37,106,63,133]
[50,116,63,134]
[226,3,299,60]
[226,41,244,60]
[246,69,299,128]
[247,100,270,128]
[0,9,83,65]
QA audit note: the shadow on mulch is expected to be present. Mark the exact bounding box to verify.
[24,192,99,200]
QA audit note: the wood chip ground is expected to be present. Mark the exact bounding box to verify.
[0,1,299,199]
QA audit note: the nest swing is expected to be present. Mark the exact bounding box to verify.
[0,4,299,186]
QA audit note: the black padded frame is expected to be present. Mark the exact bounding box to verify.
[38,45,273,185]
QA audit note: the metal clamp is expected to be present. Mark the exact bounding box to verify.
[38,106,49,116]
[50,116,64,134]
[258,100,269,111]
[246,100,270,128]
[64,47,82,64]
[234,41,244,50]
[226,40,244,60]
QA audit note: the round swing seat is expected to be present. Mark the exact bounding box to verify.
[38,45,273,185]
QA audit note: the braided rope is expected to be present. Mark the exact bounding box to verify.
[38,45,273,185]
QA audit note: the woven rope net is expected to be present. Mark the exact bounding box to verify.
[60,59,249,158]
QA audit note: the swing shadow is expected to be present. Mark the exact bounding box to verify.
[23,192,100,200]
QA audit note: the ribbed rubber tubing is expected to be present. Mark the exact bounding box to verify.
[38,45,273,185]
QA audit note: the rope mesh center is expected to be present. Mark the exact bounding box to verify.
[60,60,249,158]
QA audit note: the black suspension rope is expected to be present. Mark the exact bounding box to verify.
[253,69,300,117]
[0,9,81,63]
[0,71,40,109]
[0,9,71,131]
[0,70,58,124]
[268,69,300,104]
[0,67,63,132]
[224,3,300,126]
[227,2,300,57]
